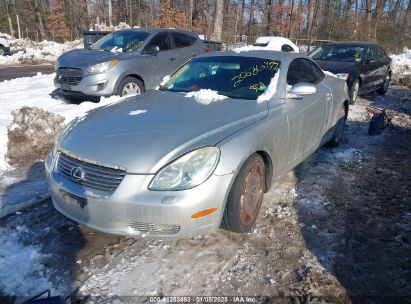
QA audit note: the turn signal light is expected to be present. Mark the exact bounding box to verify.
[191,208,217,218]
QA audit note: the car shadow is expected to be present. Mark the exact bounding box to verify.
[292,119,411,302]
[0,161,88,303]
[360,86,411,116]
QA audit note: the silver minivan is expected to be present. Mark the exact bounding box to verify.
[54,28,207,99]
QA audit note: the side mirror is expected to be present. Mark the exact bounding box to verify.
[143,45,160,55]
[288,82,317,99]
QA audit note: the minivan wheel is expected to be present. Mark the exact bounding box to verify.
[221,154,265,233]
[377,74,390,95]
[350,79,359,104]
[326,104,347,148]
[0,46,5,56]
[118,77,144,97]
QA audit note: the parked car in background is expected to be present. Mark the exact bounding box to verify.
[310,42,391,104]
[46,51,349,238]
[254,36,299,52]
[0,34,10,56]
[54,28,207,100]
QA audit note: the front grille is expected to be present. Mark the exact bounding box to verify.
[57,67,83,86]
[59,76,82,86]
[57,152,126,192]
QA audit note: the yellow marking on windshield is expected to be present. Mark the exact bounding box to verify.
[231,60,280,87]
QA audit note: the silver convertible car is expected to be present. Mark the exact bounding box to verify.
[45,51,349,238]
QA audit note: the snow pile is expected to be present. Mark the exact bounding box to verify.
[390,48,411,88]
[129,109,147,116]
[0,32,12,39]
[0,38,82,64]
[0,73,122,172]
[93,22,138,31]
[257,69,281,103]
[185,89,228,105]
[0,228,53,296]
[233,45,266,53]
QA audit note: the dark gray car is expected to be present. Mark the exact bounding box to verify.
[54,28,206,99]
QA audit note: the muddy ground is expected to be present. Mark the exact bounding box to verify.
[1,86,410,304]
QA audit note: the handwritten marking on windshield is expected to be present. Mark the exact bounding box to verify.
[231,60,280,87]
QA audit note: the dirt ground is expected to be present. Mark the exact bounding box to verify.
[1,86,410,304]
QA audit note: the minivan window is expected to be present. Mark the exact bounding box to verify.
[281,44,294,52]
[90,31,149,52]
[146,33,172,51]
[172,33,194,48]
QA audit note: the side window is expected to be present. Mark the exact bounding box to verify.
[374,46,385,60]
[172,33,194,48]
[365,47,376,61]
[281,44,294,52]
[287,59,323,86]
[146,32,172,52]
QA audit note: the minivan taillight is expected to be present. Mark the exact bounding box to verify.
[205,47,211,53]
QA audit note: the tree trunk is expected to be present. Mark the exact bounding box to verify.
[248,0,255,41]
[266,0,272,35]
[374,0,384,40]
[33,0,45,40]
[307,0,315,51]
[211,0,224,41]
[239,0,245,40]
[365,0,372,40]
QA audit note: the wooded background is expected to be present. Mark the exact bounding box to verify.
[0,0,410,52]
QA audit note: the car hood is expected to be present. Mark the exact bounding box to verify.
[315,60,360,74]
[60,90,268,174]
[57,49,121,69]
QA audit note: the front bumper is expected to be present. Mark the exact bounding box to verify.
[45,153,234,239]
[54,71,117,97]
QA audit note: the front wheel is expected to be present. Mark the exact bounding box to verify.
[376,74,390,95]
[326,104,347,148]
[0,46,5,56]
[221,154,265,233]
[117,77,144,97]
[350,79,360,104]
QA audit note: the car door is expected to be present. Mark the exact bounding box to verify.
[142,32,178,88]
[373,45,391,85]
[362,46,380,90]
[285,58,329,164]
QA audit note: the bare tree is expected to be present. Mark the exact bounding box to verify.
[211,0,224,41]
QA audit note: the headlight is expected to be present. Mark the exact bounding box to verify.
[53,117,81,155]
[149,147,220,191]
[335,73,349,80]
[86,59,118,74]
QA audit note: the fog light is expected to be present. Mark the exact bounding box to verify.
[128,222,180,235]
[96,82,106,91]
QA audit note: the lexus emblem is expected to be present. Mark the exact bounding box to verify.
[70,167,85,180]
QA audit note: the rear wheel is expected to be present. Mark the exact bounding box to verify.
[117,77,144,97]
[0,46,5,56]
[222,154,265,233]
[326,104,347,148]
[350,79,360,104]
[376,74,390,95]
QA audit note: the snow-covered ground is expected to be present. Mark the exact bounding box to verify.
[0,74,121,172]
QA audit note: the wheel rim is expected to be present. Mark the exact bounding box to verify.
[352,82,359,102]
[383,75,390,91]
[334,107,346,143]
[122,82,141,96]
[0,49,4,56]
[239,160,264,226]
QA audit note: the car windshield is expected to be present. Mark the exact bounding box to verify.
[161,56,281,100]
[310,45,365,62]
[90,31,149,53]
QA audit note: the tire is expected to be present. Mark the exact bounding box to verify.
[0,46,5,56]
[326,104,347,148]
[117,77,144,97]
[221,154,265,233]
[349,79,360,104]
[376,73,390,95]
